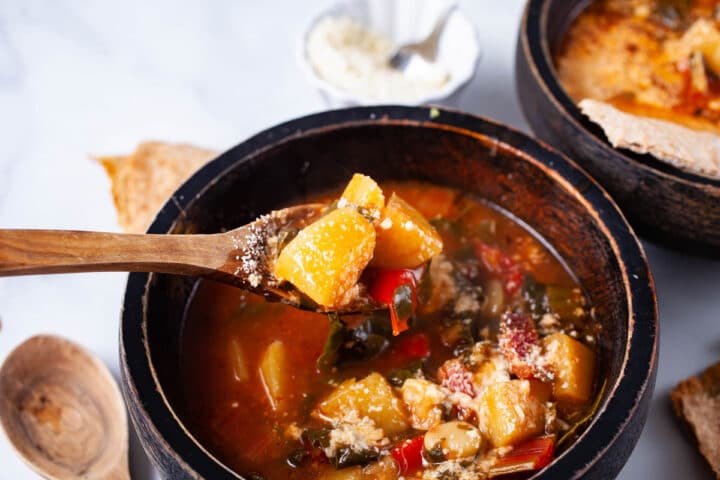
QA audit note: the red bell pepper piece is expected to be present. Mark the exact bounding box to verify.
[394,332,430,359]
[489,436,555,477]
[473,240,523,296]
[391,435,424,475]
[368,269,418,336]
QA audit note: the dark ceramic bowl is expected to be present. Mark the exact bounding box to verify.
[120,106,657,479]
[516,0,720,256]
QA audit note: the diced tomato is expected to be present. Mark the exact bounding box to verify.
[473,241,523,296]
[391,435,424,475]
[368,269,418,336]
[489,436,555,477]
[394,333,430,359]
[437,359,476,398]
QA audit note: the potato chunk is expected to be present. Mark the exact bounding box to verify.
[258,340,287,411]
[371,193,443,269]
[543,332,595,409]
[274,206,375,307]
[316,372,409,434]
[477,380,548,447]
[340,173,385,222]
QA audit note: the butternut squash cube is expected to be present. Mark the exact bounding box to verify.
[478,380,547,447]
[258,340,287,411]
[543,332,595,408]
[340,173,385,222]
[371,193,443,269]
[384,184,458,219]
[274,206,375,307]
[316,372,409,434]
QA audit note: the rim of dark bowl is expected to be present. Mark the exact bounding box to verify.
[521,0,720,189]
[120,106,658,479]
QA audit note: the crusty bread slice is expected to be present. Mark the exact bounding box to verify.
[671,362,720,478]
[579,99,720,180]
[96,142,217,233]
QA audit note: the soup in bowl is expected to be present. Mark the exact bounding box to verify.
[119,106,657,479]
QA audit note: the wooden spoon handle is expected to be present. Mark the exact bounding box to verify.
[0,229,231,277]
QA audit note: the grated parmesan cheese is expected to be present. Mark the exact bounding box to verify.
[323,413,389,459]
[306,16,451,102]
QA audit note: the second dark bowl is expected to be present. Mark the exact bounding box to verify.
[516,0,720,256]
[120,106,657,479]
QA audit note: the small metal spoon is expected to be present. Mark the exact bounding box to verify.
[388,2,458,72]
[0,204,378,314]
[0,335,129,480]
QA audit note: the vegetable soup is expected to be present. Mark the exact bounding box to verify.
[179,181,601,480]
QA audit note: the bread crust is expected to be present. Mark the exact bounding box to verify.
[671,362,720,478]
[96,142,217,233]
[580,99,720,180]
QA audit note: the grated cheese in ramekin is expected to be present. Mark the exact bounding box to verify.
[306,16,451,102]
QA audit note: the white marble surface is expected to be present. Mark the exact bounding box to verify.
[0,1,719,479]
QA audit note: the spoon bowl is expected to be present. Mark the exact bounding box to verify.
[0,335,129,480]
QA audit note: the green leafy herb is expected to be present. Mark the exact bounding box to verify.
[331,447,379,468]
[317,314,348,370]
[302,428,331,449]
[393,284,414,320]
[317,313,391,371]
[286,449,310,468]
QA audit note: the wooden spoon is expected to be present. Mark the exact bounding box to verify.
[0,335,128,480]
[0,204,377,314]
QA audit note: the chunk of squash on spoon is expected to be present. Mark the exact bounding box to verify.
[340,173,385,223]
[371,193,443,269]
[274,206,376,307]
